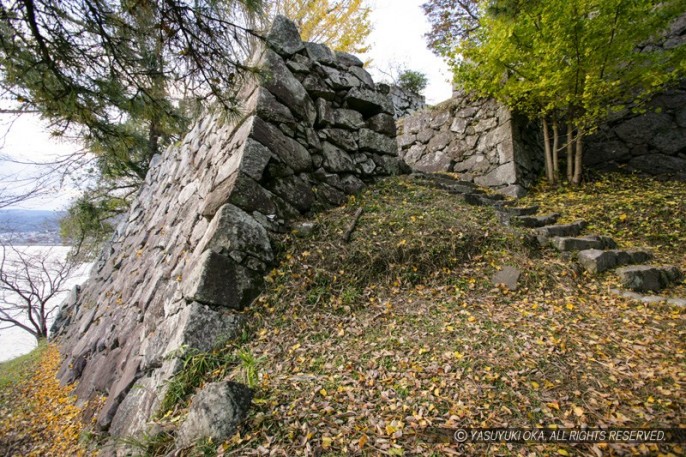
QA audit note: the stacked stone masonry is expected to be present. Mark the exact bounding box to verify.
[396,92,542,197]
[52,16,400,442]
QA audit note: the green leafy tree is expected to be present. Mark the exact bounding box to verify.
[398,70,429,94]
[426,0,686,185]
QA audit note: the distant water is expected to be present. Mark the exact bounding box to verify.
[0,246,91,362]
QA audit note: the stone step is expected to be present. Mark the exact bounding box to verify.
[464,192,506,207]
[535,220,587,239]
[410,173,478,194]
[495,205,539,225]
[616,265,683,292]
[511,213,560,228]
[577,249,652,273]
[550,235,617,252]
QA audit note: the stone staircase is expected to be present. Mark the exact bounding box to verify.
[411,172,685,305]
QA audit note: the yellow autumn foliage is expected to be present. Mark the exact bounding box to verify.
[0,344,87,456]
[266,0,372,53]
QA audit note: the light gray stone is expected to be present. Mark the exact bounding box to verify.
[304,42,336,64]
[251,117,312,172]
[550,235,617,252]
[261,49,316,124]
[334,109,365,130]
[176,381,253,447]
[182,250,263,309]
[492,266,521,290]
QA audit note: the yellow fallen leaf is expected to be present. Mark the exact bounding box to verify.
[547,401,560,410]
[322,436,332,449]
[573,406,584,417]
[531,381,540,389]
[359,434,368,448]
[320,389,328,397]
[558,449,570,456]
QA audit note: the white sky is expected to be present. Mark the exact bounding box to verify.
[0,0,453,211]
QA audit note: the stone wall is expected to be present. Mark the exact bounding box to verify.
[397,92,542,197]
[584,80,686,179]
[52,16,400,440]
[385,84,426,118]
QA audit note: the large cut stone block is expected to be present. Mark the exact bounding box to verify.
[182,250,263,310]
[346,88,394,116]
[251,117,312,172]
[616,265,682,292]
[260,49,316,124]
[267,15,304,56]
[198,203,274,267]
[176,381,253,447]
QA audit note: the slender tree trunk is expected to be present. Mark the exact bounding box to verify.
[573,131,584,185]
[542,117,554,183]
[566,123,575,183]
[552,118,560,182]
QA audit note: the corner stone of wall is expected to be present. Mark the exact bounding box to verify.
[383,84,426,119]
[396,92,542,197]
[52,15,402,441]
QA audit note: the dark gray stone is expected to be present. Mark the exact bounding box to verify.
[261,49,316,124]
[267,15,304,56]
[322,141,356,172]
[349,66,375,89]
[358,128,396,154]
[577,249,652,273]
[182,250,263,310]
[254,88,296,125]
[334,109,365,130]
[251,117,312,172]
[241,139,272,182]
[200,203,273,266]
[616,265,683,292]
[367,113,396,136]
[267,174,316,213]
[302,74,336,100]
[550,235,617,252]
[291,221,317,237]
[315,98,335,127]
[510,213,560,228]
[176,381,253,446]
[492,266,521,290]
[335,51,364,67]
[320,128,357,151]
[535,221,588,239]
[304,42,336,64]
[346,88,394,116]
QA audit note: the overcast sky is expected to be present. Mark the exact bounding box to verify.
[0,0,453,211]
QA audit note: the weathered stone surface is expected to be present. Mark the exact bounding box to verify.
[349,66,375,89]
[302,74,336,100]
[241,139,272,181]
[388,85,426,118]
[334,109,366,130]
[322,141,356,172]
[198,203,273,267]
[182,250,263,309]
[267,174,316,213]
[550,235,617,252]
[304,42,336,64]
[616,265,683,292]
[577,249,652,273]
[335,51,363,68]
[358,128,396,154]
[267,15,304,56]
[367,113,396,136]
[252,117,312,172]
[176,381,253,446]
[346,88,394,116]
[511,213,560,228]
[492,266,521,290]
[261,49,316,124]
[320,128,357,151]
[535,221,588,239]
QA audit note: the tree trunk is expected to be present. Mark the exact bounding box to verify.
[566,123,574,183]
[552,118,560,181]
[572,131,584,185]
[542,117,554,183]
